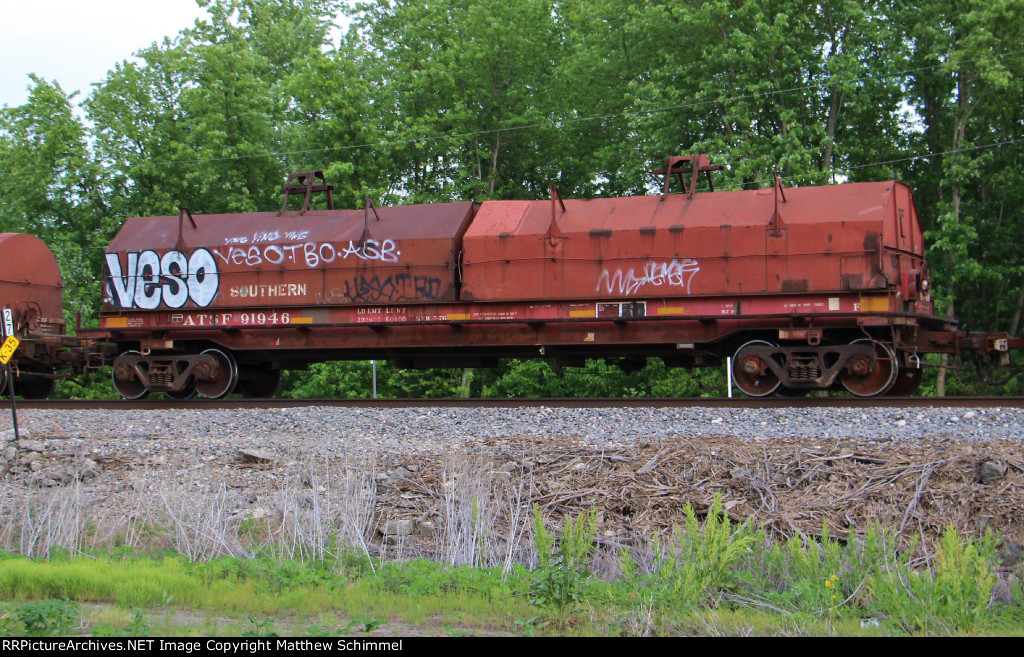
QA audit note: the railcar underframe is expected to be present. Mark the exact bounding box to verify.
[88,290,1000,400]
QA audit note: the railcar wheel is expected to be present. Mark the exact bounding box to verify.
[886,367,923,397]
[236,367,281,399]
[195,348,238,399]
[732,340,782,397]
[112,351,149,400]
[164,380,197,400]
[17,369,56,399]
[840,339,898,397]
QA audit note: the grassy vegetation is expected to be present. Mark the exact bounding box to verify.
[1,498,1021,637]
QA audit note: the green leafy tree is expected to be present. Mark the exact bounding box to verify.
[0,76,111,327]
[604,0,910,190]
[86,0,354,217]
[281,361,378,398]
[354,0,572,201]
[280,38,384,206]
[645,360,727,398]
[900,0,1024,393]
[482,360,567,397]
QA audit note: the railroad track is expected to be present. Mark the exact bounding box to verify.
[14,396,1024,410]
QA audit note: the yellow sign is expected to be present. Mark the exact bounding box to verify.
[0,335,18,365]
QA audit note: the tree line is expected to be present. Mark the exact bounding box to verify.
[1,0,1022,397]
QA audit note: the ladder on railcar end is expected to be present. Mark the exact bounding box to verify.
[279,171,335,215]
[651,154,725,199]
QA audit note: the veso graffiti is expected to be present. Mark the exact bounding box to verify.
[105,249,219,309]
[211,238,401,269]
[318,274,444,304]
[106,238,408,309]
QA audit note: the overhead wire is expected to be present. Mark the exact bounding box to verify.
[705,136,1024,192]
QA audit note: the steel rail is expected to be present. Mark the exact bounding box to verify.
[13,396,1024,410]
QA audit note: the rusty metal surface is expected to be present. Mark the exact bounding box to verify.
[93,172,940,371]
[651,154,725,197]
[88,164,980,402]
[460,181,927,305]
[96,291,907,330]
[0,233,65,339]
[278,170,334,215]
[90,312,948,372]
[102,202,477,313]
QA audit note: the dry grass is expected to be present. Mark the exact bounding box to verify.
[0,435,1021,571]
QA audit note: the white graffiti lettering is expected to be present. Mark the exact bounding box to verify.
[212,239,401,269]
[596,259,701,296]
[252,230,279,244]
[341,239,400,262]
[222,230,310,246]
[105,249,219,309]
[160,251,189,308]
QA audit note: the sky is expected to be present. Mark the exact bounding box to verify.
[0,0,212,108]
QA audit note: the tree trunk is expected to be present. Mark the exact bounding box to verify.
[936,309,954,397]
[487,133,501,195]
[938,70,969,398]
[1009,280,1024,337]
[821,14,842,176]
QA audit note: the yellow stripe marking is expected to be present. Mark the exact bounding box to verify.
[447,313,471,321]
[858,297,890,312]
[569,309,595,318]
[105,317,128,328]
[289,317,314,324]
[657,307,686,315]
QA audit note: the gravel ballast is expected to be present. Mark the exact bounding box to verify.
[3,405,1023,455]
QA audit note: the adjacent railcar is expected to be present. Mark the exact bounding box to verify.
[0,233,72,398]
[89,157,976,399]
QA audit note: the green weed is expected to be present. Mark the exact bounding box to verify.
[0,523,1015,637]
[91,611,151,637]
[13,599,80,636]
[528,505,598,616]
[870,526,999,634]
[618,493,758,610]
[241,615,279,637]
[345,616,387,633]
[125,612,151,637]
[301,622,347,637]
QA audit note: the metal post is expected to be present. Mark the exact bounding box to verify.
[371,360,378,399]
[726,356,733,398]
[6,363,18,441]
[1,309,16,440]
